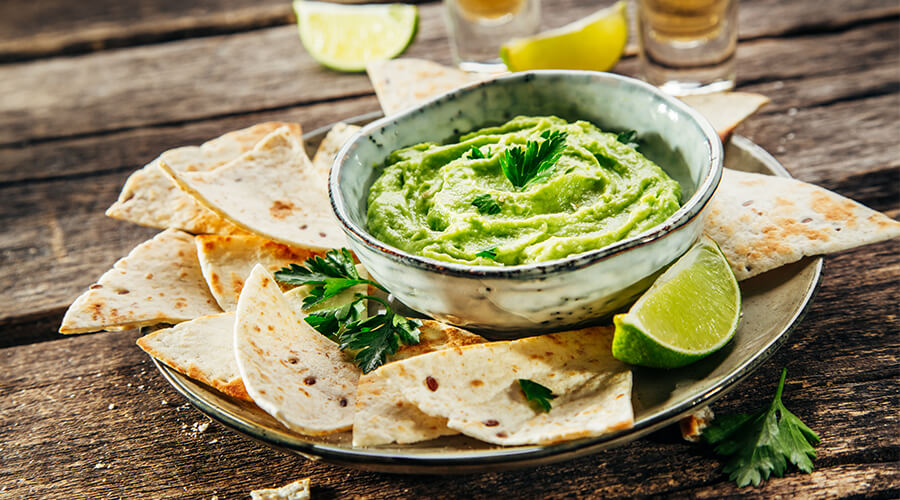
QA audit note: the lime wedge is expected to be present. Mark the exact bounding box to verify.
[500,0,627,72]
[293,1,418,72]
[612,236,741,368]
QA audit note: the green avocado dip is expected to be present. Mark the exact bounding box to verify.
[366,116,682,266]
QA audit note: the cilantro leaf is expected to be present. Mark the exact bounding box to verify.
[339,308,422,374]
[702,369,820,488]
[499,130,568,189]
[518,379,556,413]
[475,247,497,259]
[303,298,366,342]
[471,193,501,215]
[616,130,638,147]
[467,146,485,159]
[274,249,385,308]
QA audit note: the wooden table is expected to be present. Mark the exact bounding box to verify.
[2,0,898,497]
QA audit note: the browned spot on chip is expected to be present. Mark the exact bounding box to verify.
[145,273,153,279]
[270,200,295,219]
[811,192,858,227]
[496,432,508,438]
[742,200,753,206]
[303,376,317,386]
[483,419,499,427]
[116,289,130,295]
[339,398,348,407]
[425,376,439,391]
[470,379,484,387]
[89,284,103,290]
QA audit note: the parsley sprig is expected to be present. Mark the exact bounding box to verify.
[471,194,501,215]
[500,130,568,189]
[475,247,497,259]
[274,249,420,374]
[702,369,820,487]
[518,379,556,413]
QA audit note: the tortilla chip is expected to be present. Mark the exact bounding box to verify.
[250,478,310,500]
[106,123,302,234]
[681,92,769,141]
[136,312,251,401]
[234,265,359,435]
[354,326,632,446]
[352,320,487,446]
[704,168,900,280]
[311,122,361,179]
[366,58,494,115]
[59,229,222,334]
[160,126,345,251]
[196,234,324,311]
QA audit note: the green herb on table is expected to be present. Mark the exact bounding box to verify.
[471,193,501,215]
[518,379,556,413]
[475,247,498,259]
[500,130,568,189]
[275,249,420,373]
[702,369,820,488]
[468,145,486,159]
[616,129,638,147]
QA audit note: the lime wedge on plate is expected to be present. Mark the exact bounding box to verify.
[500,0,627,72]
[612,236,741,368]
[293,1,418,72]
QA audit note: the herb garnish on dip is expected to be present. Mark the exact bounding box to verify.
[366,116,682,265]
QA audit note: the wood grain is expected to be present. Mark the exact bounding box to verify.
[1,242,896,498]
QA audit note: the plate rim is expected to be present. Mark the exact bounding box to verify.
[152,117,823,473]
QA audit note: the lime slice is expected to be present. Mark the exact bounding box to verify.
[612,236,741,368]
[293,1,418,72]
[500,0,627,72]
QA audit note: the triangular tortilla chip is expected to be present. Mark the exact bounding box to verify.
[59,229,222,334]
[704,168,900,280]
[681,92,770,141]
[234,265,359,435]
[311,122,361,179]
[352,320,487,447]
[250,478,310,500]
[160,126,345,251]
[136,312,250,401]
[106,123,302,234]
[196,234,324,311]
[354,326,632,446]
[366,58,495,116]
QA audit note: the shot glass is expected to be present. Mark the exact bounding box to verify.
[444,0,541,73]
[638,0,738,95]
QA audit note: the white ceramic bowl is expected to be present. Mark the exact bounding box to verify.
[331,71,723,337]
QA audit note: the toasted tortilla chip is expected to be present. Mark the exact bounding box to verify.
[136,312,250,401]
[161,126,345,251]
[681,92,769,141]
[367,58,495,115]
[196,234,324,311]
[234,265,359,435]
[312,122,361,179]
[353,320,487,447]
[705,168,900,280]
[250,478,310,500]
[354,326,632,446]
[60,229,222,334]
[106,123,302,234]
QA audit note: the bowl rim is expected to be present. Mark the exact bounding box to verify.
[330,70,723,279]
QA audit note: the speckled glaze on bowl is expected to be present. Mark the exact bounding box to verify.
[331,71,723,337]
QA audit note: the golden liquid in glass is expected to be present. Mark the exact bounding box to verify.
[455,0,526,20]
[641,0,730,41]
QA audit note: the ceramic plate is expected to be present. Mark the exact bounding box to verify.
[151,114,822,473]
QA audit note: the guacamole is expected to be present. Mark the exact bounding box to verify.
[366,116,682,266]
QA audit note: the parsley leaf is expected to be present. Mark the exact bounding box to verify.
[499,130,568,189]
[274,249,420,374]
[702,369,820,488]
[471,193,501,215]
[518,379,556,413]
[616,130,638,146]
[339,306,422,374]
[475,247,497,259]
[274,249,386,308]
[467,146,485,159]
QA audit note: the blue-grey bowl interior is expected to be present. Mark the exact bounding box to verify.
[331,71,722,279]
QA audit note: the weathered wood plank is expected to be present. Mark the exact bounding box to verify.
[1,253,896,498]
[1,3,898,146]
[2,19,897,186]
